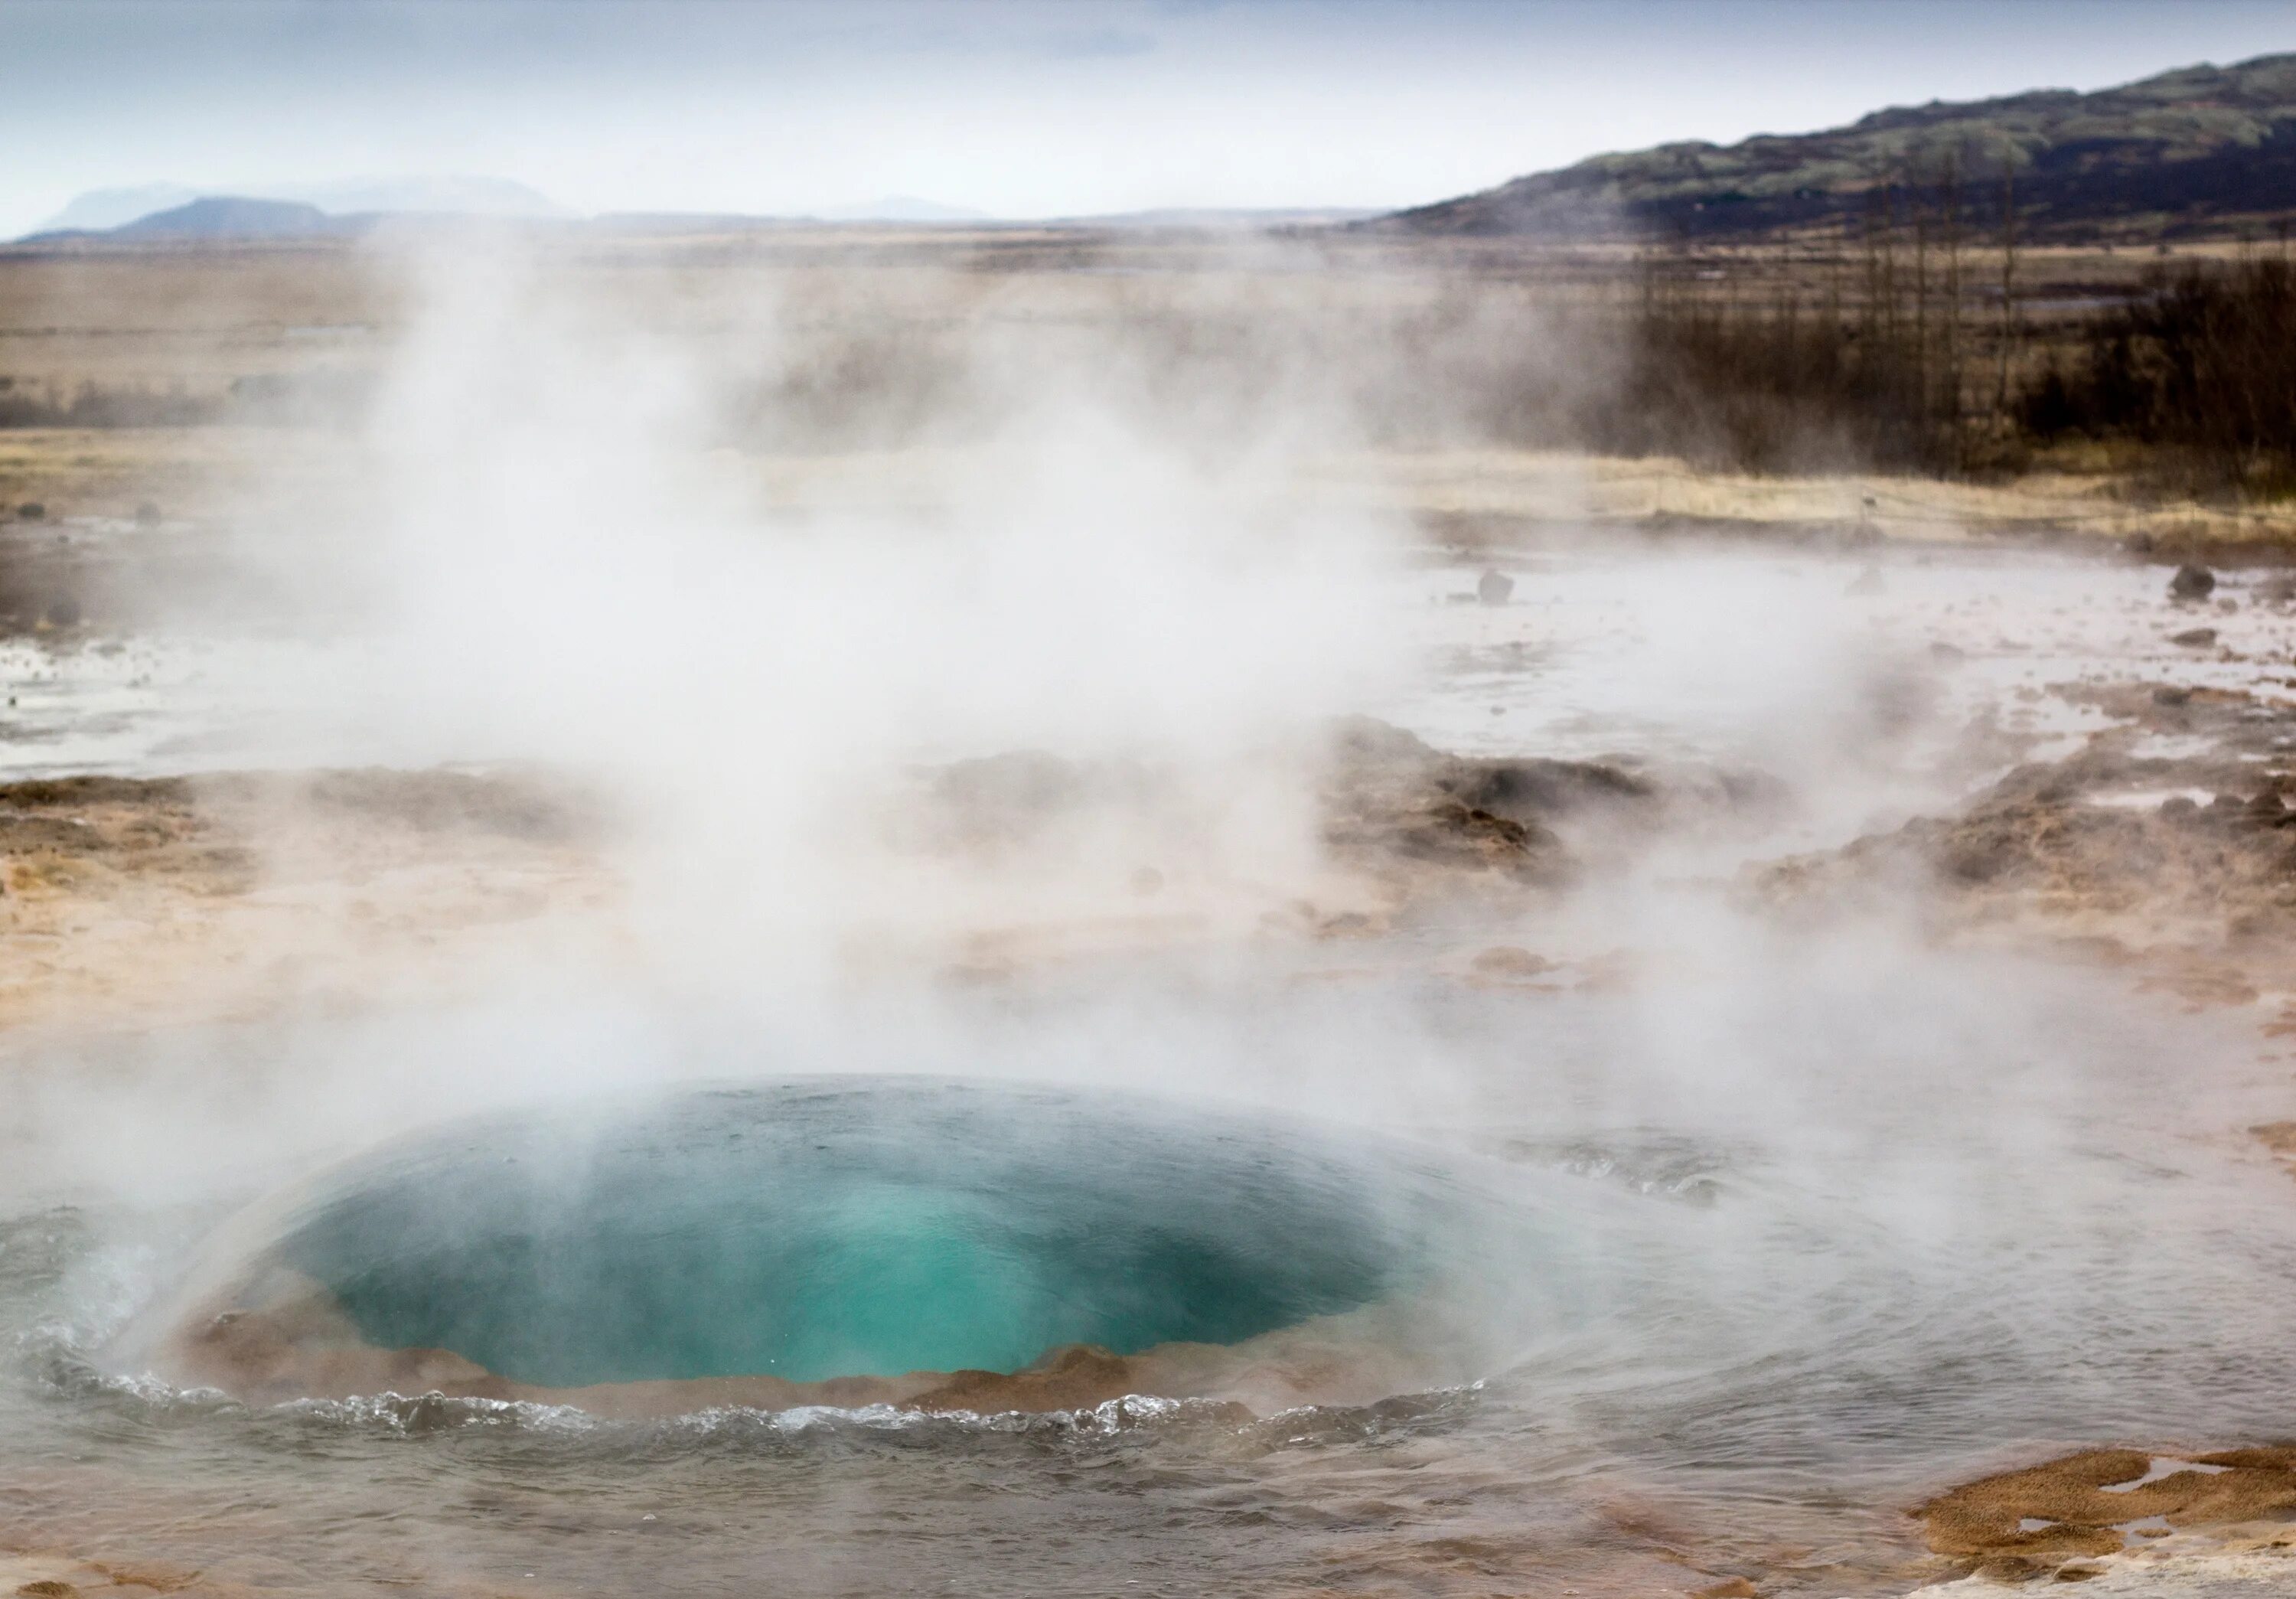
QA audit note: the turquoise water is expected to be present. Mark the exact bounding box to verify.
[18,968,2296,1597]
[263,1079,1449,1386]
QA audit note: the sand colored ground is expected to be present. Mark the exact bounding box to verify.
[1919,1447,2296,1578]
[0,770,621,1039]
[0,430,283,522]
[1304,448,2296,551]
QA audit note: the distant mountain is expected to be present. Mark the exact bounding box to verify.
[20,175,566,242]
[34,183,200,233]
[108,197,341,240]
[1386,52,2296,243]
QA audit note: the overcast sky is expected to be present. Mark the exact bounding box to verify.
[3,0,2293,237]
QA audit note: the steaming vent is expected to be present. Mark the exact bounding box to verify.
[118,1079,1558,1415]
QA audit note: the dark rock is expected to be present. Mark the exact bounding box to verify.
[2170,627,2218,648]
[1470,945,1551,977]
[1476,569,1515,605]
[1319,716,1784,893]
[15,503,44,522]
[2169,563,2216,602]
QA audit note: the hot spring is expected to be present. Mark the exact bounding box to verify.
[112,1077,1573,1414]
[15,950,2296,1595]
[15,549,2296,1594]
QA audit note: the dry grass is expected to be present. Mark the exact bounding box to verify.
[0,428,288,517]
[5,230,2295,542]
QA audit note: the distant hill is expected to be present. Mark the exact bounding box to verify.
[33,183,200,233]
[21,175,566,243]
[1387,52,2296,243]
[107,197,342,240]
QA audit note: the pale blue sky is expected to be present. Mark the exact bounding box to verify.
[3,1,2293,236]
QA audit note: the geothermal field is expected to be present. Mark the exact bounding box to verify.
[0,228,2288,1599]
[10,9,2296,1597]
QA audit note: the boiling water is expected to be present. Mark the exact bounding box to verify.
[119,1079,1560,1394]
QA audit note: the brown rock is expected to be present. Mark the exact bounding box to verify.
[1919,1446,2296,1565]
[906,1344,1141,1413]
[2170,563,2217,602]
[2250,1121,2296,1156]
[1470,945,1551,977]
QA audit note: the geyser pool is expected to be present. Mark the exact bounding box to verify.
[128,1078,1548,1402]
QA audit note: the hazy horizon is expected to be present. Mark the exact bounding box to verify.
[5,0,2294,239]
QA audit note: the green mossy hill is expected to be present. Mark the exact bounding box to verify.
[1388,53,2296,243]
